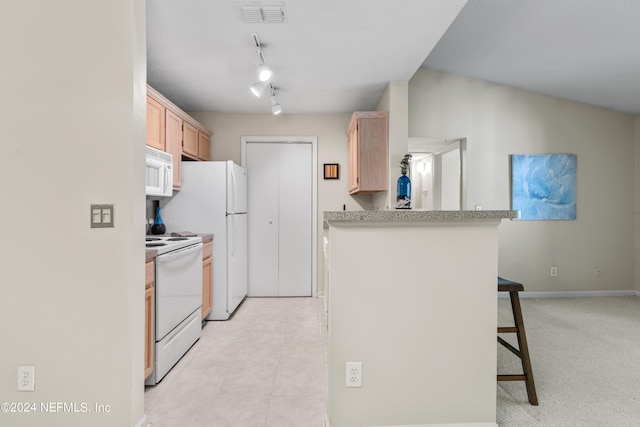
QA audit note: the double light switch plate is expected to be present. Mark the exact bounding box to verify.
[91,204,114,228]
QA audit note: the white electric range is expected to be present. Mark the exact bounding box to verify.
[145,235,203,385]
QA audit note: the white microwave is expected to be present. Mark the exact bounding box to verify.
[146,146,173,197]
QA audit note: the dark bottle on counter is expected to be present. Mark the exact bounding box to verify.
[151,207,166,235]
[396,154,412,209]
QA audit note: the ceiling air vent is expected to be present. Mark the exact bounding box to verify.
[239,2,287,24]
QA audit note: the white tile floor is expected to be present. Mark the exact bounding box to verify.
[144,297,329,427]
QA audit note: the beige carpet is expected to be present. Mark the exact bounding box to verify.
[497,295,640,426]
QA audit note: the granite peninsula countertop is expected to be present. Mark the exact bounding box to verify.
[324,210,518,227]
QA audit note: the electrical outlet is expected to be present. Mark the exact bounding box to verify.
[550,266,558,277]
[346,362,362,387]
[17,366,35,392]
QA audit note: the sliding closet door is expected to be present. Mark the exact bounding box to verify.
[247,141,312,297]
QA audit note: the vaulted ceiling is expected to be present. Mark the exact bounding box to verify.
[423,0,640,115]
[147,0,640,115]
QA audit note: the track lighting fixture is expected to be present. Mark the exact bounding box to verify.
[250,33,282,113]
[270,87,282,115]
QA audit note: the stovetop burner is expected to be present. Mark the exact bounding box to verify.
[144,234,203,255]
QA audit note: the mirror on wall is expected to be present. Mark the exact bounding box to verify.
[408,137,466,210]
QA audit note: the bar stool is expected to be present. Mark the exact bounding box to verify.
[497,277,538,405]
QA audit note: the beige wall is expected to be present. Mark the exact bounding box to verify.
[373,82,410,210]
[410,68,637,292]
[0,1,146,427]
[635,115,640,293]
[189,112,357,295]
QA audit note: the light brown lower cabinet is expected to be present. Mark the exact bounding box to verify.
[202,241,213,320]
[144,260,155,380]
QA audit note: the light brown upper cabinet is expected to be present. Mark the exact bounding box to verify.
[198,133,211,161]
[183,126,211,161]
[165,109,183,190]
[146,97,165,151]
[346,111,389,194]
[147,85,213,185]
[182,121,198,158]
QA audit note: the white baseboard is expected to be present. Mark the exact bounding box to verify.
[134,414,148,427]
[499,290,637,298]
[370,424,498,427]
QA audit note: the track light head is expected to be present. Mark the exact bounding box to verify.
[257,63,272,82]
[270,90,282,115]
[250,81,267,97]
[255,46,272,82]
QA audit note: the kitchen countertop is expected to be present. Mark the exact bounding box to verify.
[323,209,518,227]
[145,249,158,261]
[197,233,213,243]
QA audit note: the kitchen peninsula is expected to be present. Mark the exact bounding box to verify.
[324,210,517,427]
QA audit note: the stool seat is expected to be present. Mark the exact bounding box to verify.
[498,276,524,292]
[497,277,538,406]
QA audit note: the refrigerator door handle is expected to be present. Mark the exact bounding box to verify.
[229,167,237,213]
[231,215,236,257]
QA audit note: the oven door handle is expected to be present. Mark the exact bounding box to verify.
[156,243,203,264]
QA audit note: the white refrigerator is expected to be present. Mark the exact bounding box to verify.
[161,161,248,320]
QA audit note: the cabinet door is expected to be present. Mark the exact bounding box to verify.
[144,285,154,380]
[182,122,198,157]
[202,254,212,320]
[144,261,154,380]
[348,124,359,193]
[165,109,182,190]
[198,133,211,161]
[358,117,388,192]
[346,112,388,194]
[146,97,165,151]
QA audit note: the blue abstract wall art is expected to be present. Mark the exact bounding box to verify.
[511,154,577,220]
